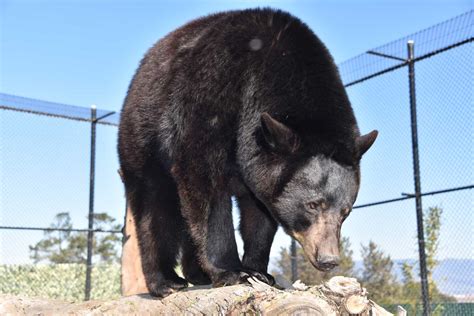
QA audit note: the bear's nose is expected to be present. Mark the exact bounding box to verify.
[316,254,340,270]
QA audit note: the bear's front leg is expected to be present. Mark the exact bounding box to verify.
[206,211,271,287]
[180,190,245,285]
[205,194,244,284]
[172,163,255,287]
[238,190,278,286]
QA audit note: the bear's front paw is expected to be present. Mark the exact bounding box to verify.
[147,278,188,298]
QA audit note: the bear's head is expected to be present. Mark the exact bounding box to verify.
[255,112,377,271]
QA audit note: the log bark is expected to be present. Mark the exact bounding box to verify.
[0,277,393,315]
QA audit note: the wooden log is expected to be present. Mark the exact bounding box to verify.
[0,277,393,315]
[121,204,148,296]
[118,167,147,296]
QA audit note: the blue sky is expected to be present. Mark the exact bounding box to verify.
[0,0,472,269]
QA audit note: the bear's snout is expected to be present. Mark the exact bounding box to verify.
[292,223,341,272]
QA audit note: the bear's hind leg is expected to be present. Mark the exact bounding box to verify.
[125,170,188,298]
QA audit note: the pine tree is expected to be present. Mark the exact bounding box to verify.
[400,206,455,314]
[359,241,400,304]
[29,212,121,264]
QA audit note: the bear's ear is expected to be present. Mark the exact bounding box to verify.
[356,130,378,158]
[260,112,300,153]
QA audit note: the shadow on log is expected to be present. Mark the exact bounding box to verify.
[0,276,393,315]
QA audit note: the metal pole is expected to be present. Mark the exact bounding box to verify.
[407,40,430,316]
[85,105,97,301]
[290,239,297,282]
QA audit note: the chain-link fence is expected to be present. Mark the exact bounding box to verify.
[338,10,473,315]
[0,95,123,301]
[0,10,472,314]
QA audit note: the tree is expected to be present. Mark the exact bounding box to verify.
[29,212,121,264]
[359,241,400,304]
[424,206,442,281]
[90,212,122,263]
[399,206,455,314]
[273,236,355,285]
[29,212,75,263]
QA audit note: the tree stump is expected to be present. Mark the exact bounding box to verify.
[0,277,393,315]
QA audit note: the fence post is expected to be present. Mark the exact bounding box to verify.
[407,40,430,316]
[85,105,97,301]
[290,239,298,282]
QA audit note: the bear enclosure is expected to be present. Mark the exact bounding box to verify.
[0,10,472,315]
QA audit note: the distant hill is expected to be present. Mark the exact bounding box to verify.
[354,258,473,296]
[432,259,473,296]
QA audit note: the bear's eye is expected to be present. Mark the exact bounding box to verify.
[307,200,329,211]
[308,202,319,210]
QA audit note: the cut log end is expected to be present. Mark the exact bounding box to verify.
[344,294,370,314]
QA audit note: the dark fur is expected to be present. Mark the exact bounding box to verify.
[118,8,376,297]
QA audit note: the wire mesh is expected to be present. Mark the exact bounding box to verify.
[339,10,473,87]
[0,109,123,301]
[0,111,90,230]
[413,42,473,304]
[0,93,120,126]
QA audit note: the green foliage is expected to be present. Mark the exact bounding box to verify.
[360,241,401,304]
[424,206,442,280]
[399,206,455,313]
[0,263,120,301]
[359,207,455,309]
[272,236,355,285]
[29,212,121,264]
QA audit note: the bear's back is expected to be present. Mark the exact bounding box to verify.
[119,8,358,172]
[122,8,342,114]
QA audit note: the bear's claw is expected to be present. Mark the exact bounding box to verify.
[243,269,275,286]
[147,277,188,298]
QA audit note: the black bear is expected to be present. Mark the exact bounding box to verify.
[118,8,377,297]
